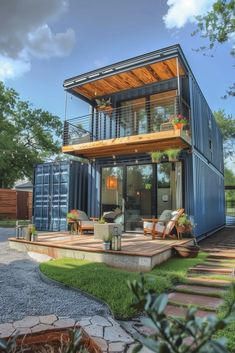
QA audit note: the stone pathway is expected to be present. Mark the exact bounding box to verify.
[0,315,134,353]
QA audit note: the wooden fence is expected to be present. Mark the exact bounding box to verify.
[0,189,32,220]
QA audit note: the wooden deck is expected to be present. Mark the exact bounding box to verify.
[9,232,193,272]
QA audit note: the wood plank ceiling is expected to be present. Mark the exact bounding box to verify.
[71,58,185,100]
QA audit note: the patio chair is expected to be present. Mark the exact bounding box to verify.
[143,208,184,240]
[76,210,98,235]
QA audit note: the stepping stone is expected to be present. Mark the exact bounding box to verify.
[168,292,223,310]
[174,284,225,296]
[203,262,235,268]
[186,277,230,287]
[165,305,215,318]
[208,253,235,260]
[189,266,234,275]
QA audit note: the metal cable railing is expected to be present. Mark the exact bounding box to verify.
[63,95,190,146]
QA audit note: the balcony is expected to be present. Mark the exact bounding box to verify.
[62,95,191,158]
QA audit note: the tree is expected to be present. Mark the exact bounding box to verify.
[214,109,235,158]
[0,82,63,188]
[193,0,235,97]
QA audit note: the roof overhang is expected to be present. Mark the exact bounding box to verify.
[64,45,188,101]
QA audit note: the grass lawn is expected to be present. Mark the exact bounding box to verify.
[39,252,207,319]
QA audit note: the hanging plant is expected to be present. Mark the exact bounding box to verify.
[165,148,182,162]
[95,98,113,114]
[150,151,164,163]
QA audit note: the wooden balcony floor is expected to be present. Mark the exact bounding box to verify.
[62,129,191,158]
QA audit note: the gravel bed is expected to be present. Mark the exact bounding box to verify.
[0,228,110,324]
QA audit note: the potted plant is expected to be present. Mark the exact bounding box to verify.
[95,98,113,114]
[165,148,182,162]
[150,151,164,163]
[170,114,188,130]
[177,213,193,234]
[67,209,79,234]
[67,209,79,222]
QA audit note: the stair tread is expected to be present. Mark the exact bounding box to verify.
[168,292,223,310]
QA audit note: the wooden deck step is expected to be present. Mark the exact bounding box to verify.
[168,292,223,310]
[165,304,215,318]
[207,253,235,260]
[189,266,234,275]
[174,284,225,296]
[186,277,230,287]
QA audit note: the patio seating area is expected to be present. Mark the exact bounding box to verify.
[9,232,193,271]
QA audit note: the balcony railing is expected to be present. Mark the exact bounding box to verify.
[63,95,190,146]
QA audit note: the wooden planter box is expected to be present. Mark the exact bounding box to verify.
[4,327,101,353]
[94,223,122,242]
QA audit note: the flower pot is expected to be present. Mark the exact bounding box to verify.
[103,241,111,250]
[94,223,122,242]
[173,123,185,130]
[173,245,200,258]
[97,105,113,114]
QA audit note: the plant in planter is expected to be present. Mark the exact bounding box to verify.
[177,213,193,234]
[95,98,113,114]
[170,114,188,130]
[165,148,182,162]
[67,209,79,222]
[150,151,165,163]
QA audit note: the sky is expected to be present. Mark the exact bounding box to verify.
[0,0,234,122]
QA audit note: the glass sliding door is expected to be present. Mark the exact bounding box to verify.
[120,98,147,137]
[101,166,124,214]
[100,162,182,233]
[150,92,176,132]
[125,165,153,232]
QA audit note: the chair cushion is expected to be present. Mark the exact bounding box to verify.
[80,220,96,227]
[155,223,165,234]
[77,210,89,221]
[158,210,173,223]
[143,221,154,230]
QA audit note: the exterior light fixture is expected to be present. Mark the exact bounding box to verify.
[106,176,118,190]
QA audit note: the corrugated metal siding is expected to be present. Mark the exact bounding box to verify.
[87,162,100,217]
[112,78,178,103]
[183,153,194,218]
[189,74,224,172]
[33,161,88,231]
[192,153,225,238]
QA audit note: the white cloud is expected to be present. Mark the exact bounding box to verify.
[0,0,75,81]
[163,0,214,29]
[0,54,30,81]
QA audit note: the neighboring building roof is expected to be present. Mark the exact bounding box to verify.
[14,181,33,191]
[63,44,189,101]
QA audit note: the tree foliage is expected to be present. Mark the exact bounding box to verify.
[0,82,63,188]
[129,276,235,353]
[214,109,235,158]
[193,0,235,97]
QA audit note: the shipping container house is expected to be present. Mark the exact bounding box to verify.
[62,44,225,239]
[33,161,87,231]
